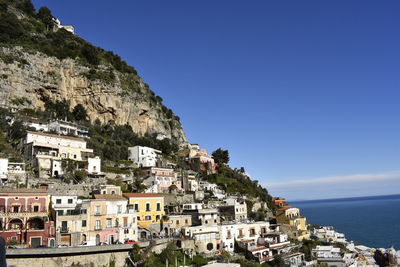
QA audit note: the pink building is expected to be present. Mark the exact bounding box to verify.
[0,188,55,247]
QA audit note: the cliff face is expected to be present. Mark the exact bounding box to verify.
[0,47,187,143]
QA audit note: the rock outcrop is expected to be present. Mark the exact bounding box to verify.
[0,47,187,143]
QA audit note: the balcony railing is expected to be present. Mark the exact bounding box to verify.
[0,206,47,214]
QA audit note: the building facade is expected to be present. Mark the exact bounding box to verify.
[127,146,161,168]
[123,193,165,238]
[0,189,55,248]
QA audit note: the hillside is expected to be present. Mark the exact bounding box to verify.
[0,0,186,144]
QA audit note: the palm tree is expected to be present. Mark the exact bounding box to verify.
[130,177,147,193]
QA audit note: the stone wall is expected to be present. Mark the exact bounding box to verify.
[7,251,127,267]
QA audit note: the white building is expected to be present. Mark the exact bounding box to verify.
[88,156,101,174]
[142,167,182,193]
[312,246,345,267]
[48,120,89,138]
[23,131,93,178]
[51,195,80,216]
[128,146,161,168]
[0,159,26,184]
[53,18,75,34]
[181,225,221,254]
[0,158,8,183]
[219,221,270,253]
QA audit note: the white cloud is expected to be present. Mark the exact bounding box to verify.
[264,171,400,201]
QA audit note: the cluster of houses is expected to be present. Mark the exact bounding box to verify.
[0,185,307,266]
[310,227,400,267]
[2,117,399,266]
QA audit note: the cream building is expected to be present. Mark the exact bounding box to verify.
[23,131,94,178]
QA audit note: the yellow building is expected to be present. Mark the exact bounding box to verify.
[122,193,165,229]
[276,206,308,231]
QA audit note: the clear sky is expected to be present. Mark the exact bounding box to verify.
[32,0,400,200]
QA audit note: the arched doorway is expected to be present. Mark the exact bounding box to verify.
[49,239,55,247]
[82,234,87,242]
[8,218,23,230]
[96,234,100,245]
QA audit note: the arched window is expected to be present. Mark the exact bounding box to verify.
[96,234,100,245]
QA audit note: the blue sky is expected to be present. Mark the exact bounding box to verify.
[32,0,400,200]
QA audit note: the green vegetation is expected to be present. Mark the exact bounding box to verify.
[204,164,273,208]
[212,148,230,164]
[127,242,210,267]
[0,0,137,74]
[102,166,131,174]
[88,118,179,161]
[82,68,116,83]
[299,239,323,261]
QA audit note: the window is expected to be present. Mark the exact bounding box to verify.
[82,220,87,227]
[73,154,77,159]
[57,210,64,216]
[107,219,112,228]
[12,206,19,213]
[95,206,101,215]
[185,219,189,225]
[33,205,39,212]
[145,215,151,220]
[250,228,256,236]
[124,229,129,234]
[176,220,179,226]
[81,209,87,214]
[117,205,122,214]
[95,220,101,230]
[56,199,61,204]
[137,216,141,221]
[214,219,217,223]
[134,203,139,212]
[156,215,160,221]
[68,199,73,204]
[156,203,161,211]
[123,217,128,227]
[146,203,150,211]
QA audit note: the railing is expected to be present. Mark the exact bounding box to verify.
[0,207,47,214]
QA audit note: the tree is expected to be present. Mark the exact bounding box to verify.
[130,177,147,193]
[72,104,88,122]
[8,121,26,142]
[73,170,87,183]
[37,6,54,29]
[269,254,286,267]
[127,243,142,266]
[16,0,35,15]
[212,148,229,164]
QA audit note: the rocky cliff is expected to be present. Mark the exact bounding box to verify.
[0,46,187,144]
[0,0,187,144]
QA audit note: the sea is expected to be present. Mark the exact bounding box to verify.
[291,194,400,250]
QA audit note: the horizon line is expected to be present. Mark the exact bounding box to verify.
[287,193,400,202]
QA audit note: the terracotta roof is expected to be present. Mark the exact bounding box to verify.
[250,246,269,252]
[94,194,126,201]
[26,130,86,142]
[123,193,162,198]
[0,188,47,194]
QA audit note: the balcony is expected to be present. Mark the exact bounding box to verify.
[60,227,69,233]
[94,213,102,216]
